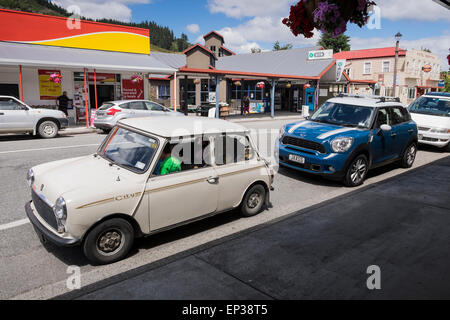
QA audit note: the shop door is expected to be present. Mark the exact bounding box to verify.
[89,85,115,108]
[305,88,315,111]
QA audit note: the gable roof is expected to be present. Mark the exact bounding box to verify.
[215,46,334,78]
[220,46,235,55]
[183,43,217,60]
[203,31,225,42]
[333,47,407,60]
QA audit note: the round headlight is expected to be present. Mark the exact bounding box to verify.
[53,196,67,220]
[26,169,34,187]
[331,137,354,153]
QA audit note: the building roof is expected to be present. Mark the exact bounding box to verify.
[0,41,175,73]
[220,46,235,55]
[203,31,225,42]
[214,47,334,79]
[183,44,217,60]
[120,116,248,137]
[151,51,186,69]
[333,47,407,60]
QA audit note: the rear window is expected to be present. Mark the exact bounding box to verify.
[99,103,114,110]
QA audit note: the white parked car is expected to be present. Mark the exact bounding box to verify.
[0,95,68,138]
[26,116,274,264]
[409,92,450,151]
[93,99,184,133]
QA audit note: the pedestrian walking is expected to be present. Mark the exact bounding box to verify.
[57,91,69,116]
[243,94,250,116]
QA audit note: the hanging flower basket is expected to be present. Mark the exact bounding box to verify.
[234,81,242,86]
[286,83,292,88]
[49,73,62,84]
[194,78,200,85]
[283,0,376,38]
[256,81,265,89]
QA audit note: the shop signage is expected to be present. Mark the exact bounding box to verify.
[308,49,333,60]
[0,9,150,54]
[438,80,445,88]
[38,69,62,100]
[88,73,116,83]
[122,79,144,99]
[335,59,346,82]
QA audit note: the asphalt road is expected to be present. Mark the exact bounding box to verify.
[0,120,448,299]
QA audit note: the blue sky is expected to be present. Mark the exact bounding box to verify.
[53,0,450,68]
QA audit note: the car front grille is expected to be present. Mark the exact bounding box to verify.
[32,190,57,230]
[422,137,439,142]
[282,136,327,154]
[418,126,430,131]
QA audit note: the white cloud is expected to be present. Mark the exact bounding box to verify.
[51,0,150,22]
[351,34,450,70]
[186,24,200,34]
[376,0,450,22]
[207,0,293,19]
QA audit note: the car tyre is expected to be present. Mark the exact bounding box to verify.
[400,142,417,168]
[83,218,134,265]
[38,120,59,139]
[343,154,368,187]
[240,184,266,217]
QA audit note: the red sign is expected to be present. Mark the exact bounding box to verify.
[88,73,116,82]
[122,79,144,99]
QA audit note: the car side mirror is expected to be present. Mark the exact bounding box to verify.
[305,116,310,120]
[380,124,392,132]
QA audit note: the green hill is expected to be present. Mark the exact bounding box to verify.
[0,0,191,53]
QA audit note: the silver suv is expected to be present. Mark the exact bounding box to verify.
[0,96,68,139]
[93,100,184,133]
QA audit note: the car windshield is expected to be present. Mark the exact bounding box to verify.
[409,96,450,117]
[310,102,374,128]
[100,127,159,173]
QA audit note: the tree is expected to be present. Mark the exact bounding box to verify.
[421,47,432,53]
[251,47,262,54]
[273,41,293,51]
[317,32,350,53]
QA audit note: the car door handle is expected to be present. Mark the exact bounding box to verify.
[391,132,397,137]
[0,112,4,115]
[206,176,219,184]
[408,129,414,133]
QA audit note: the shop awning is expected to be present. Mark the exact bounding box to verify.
[0,41,176,74]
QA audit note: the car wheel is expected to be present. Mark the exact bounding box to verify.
[445,143,450,153]
[343,154,368,187]
[38,120,58,139]
[240,184,266,217]
[400,143,417,168]
[101,129,111,134]
[83,218,134,265]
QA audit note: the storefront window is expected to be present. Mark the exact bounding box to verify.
[407,87,416,99]
[158,85,170,99]
[201,79,216,103]
[232,81,264,101]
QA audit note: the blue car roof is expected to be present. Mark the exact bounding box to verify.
[425,92,450,97]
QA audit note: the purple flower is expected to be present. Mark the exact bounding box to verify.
[357,0,368,11]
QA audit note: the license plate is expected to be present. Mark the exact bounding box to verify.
[289,154,305,164]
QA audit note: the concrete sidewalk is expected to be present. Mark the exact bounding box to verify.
[58,156,450,300]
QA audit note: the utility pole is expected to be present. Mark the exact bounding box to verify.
[393,32,402,97]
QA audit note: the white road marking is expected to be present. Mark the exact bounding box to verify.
[0,218,30,231]
[0,143,98,155]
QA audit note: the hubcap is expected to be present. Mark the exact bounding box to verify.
[247,192,261,209]
[407,145,416,165]
[350,158,367,184]
[97,229,124,256]
[43,124,55,136]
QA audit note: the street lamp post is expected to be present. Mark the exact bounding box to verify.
[392,32,402,97]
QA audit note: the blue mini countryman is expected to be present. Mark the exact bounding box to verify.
[277,94,418,187]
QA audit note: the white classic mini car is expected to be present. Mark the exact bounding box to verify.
[26,117,274,264]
